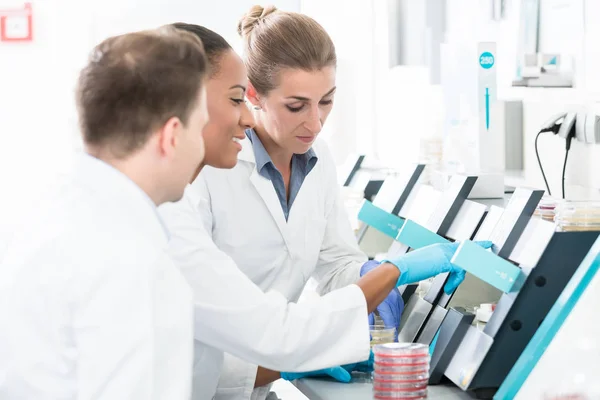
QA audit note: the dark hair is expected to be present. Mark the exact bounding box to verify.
[76,26,208,157]
[238,5,336,94]
[172,23,232,76]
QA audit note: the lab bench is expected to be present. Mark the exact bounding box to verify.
[294,377,475,400]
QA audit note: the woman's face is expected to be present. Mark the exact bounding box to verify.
[201,50,255,169]
[252,66,336,155]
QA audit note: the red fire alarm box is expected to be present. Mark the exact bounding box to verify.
[0,2,33,42]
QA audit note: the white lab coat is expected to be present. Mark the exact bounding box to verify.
[0,154,194,400]
[185,138,369,400]
[158,176,370,400]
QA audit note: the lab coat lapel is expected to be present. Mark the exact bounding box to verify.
[239,140,289,246]
[249,170,289,241]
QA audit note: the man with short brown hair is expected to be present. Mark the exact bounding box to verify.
[0,27,209,400]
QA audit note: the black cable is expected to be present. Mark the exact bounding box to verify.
[562,136,574,199]
[562,149,569,199]
[535,130,552,196]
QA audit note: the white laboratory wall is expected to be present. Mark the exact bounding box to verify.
[505,0,600,199]
[438,0,600,198]
[0,0,89,252]
[90,0,300,55]
[583,0,600,98]
[300,0,387,165]
[0,0,299,249]
[445,0,520,92]
[307,0,523,171]
[301,0,440,170]
[371,0,521,171]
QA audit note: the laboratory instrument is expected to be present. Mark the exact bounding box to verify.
[429,199,599,398]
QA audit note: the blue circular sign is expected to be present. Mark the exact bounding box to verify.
[479,52,494,69]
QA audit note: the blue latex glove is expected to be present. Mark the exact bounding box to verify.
[383,241,493,294]
[281,352,374,383]
[281,366,351,383]
[342,350,374,374]
[360,260,404,335]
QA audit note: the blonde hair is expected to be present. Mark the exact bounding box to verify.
[237,5,336,95]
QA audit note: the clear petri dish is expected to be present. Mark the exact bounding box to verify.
[374,359,430,368]
[373,373,429,383]
[372,380,428,391]
[373,388,428,399]
[533,209,556,222]
[533,197,558,222]
[374,355,430,365]
[555,201,600,231]
[373,343,429,358]
[370,325,396,347]
[374,364,429,375]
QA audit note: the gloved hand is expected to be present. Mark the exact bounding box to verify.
[280,366,351,383]
[360,260,404,335]
[282,352,374,383]
[342,350,374,374]
[383,241,493,294]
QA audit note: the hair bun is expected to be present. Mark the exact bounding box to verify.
[237,5,278,38]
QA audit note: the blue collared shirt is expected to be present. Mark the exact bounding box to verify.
[246,128,318,221]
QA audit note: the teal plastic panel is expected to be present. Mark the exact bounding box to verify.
[451,240,524,293]
[357,200,404,239]
[395,219,450,249]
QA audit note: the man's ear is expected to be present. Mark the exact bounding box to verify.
[246,81,262,109]
[157,116,181,158]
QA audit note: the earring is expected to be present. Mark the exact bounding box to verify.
[253,106,262,111]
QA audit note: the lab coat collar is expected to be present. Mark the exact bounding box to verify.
[71,153,170,245]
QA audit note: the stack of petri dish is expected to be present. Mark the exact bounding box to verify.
[533,197,558,222]
[555,201,600,232]
[373,343,429,399]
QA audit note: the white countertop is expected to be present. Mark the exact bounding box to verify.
[294,375,477,400]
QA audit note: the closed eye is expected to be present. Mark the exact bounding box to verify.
[286,99,333,112]
[286,104,304,113]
